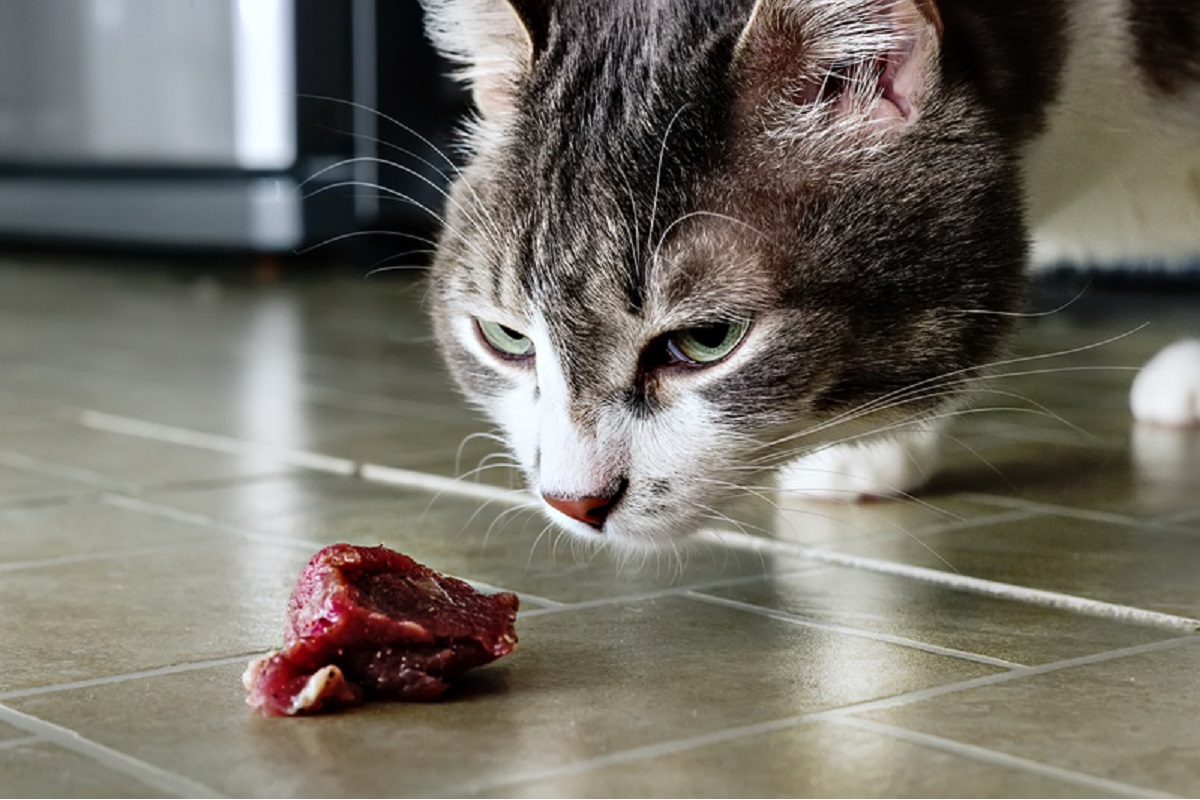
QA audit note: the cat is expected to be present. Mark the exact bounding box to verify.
[415,0,1200,547]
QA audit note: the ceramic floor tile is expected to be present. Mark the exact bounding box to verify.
[143,473,421,528]
[0,500,223,566]
[863,637,1200,798]
[0,424,297,491]
[483,719,1117,799]
[926,432,1200,520]
[696,565,1175,667]
[8,358,476,453]
[0,412,63,436]
[0,461,101,507]
[7,597,1000,798]
[832,513,1200,618]
[766,494,1025,547]
[0,540,310,693]
[0,721,27,741]
[143,479,813,603]
[0,740,165,798]
[2,262,1198,798]
[0,387,67,417]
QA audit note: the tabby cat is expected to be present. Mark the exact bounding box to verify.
[416,0,1200,546]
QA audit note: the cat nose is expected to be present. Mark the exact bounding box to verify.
[542,491,618,530]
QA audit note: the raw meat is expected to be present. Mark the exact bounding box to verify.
[243,543,519,716]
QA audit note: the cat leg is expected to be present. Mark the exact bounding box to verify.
[778,423,943,503]
[1130,339,1200,427]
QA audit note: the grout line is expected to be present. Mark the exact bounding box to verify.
[58,406,1200,635]
[0,492,104,513]
[830,717,1175,799]
[0,734,42,751]
[957,492,1157,528]
[867,508,1041,541]
[807,635,1199,720]
[0,448,125,491]
[684,592,1025,670]
[98,492,549,606]
[693,529,1200,633]
[467,580,563,609]
[76,410,357,476]
[358,463,531,506]
[0,655,262,704]
[0,542,216,575]
[514,568,821,620]
[0,704,224,798]
[99,493,328,552]
[450,635,1198,797]
[1157,508,1200,526]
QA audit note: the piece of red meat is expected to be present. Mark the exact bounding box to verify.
[243,543,519,716]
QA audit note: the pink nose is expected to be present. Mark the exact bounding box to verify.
[542,492,617,529]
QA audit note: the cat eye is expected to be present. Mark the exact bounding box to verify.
[476,319,535,361]
[666,319,750,366]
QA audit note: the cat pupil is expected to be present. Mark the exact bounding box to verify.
[690,324,730,348]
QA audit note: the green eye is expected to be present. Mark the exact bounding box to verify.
[667,319,750,365]
[477,320,535,360]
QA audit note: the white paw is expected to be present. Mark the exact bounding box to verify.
[779,427,941,503]
[1130,339,1200,427]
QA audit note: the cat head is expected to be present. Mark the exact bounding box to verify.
[420,0,1026,547]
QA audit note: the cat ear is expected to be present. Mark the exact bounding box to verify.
[420,0,550,119]
[734,0,943,137]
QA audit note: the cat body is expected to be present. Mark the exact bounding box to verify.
[1019,0,1200,270]
[419,0,1200,546]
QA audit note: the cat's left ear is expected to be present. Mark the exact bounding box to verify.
[419,0,550,119]
[734,0,943,137]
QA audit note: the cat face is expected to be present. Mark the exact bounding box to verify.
[423,0,1026,547]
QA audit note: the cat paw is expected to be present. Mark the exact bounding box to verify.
[1130,339,1200,427]
[778,428,941,503]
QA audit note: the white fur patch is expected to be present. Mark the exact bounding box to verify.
[779,425,942,502]
[1130,339,1200,427]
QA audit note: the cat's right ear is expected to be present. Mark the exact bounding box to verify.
[419,0,549,120]
[733,0,943,141]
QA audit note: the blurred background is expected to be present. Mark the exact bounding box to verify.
[0,0,464,274]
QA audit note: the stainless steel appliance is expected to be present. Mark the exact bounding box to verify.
[0,0,463,253]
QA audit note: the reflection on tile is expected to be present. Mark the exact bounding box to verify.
[928,438,1200,520]
[0,413,62,436]
[0,501,223,566]
[8,598,999,798]
[0,461,99,506]
[865,638,1200,798]
[769,494,1020,547]
[1,263,1198,797]
[148,481,814,603]
[0,425,297,491]
[0,721,27,741]
[0,541,309,692]
[833,514,1200,618]
[0,741,164,798]
[487,719,1109,799]
[697,565,1173,666]
[144,473,419,528]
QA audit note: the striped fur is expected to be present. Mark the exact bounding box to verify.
[419,0,1199,546]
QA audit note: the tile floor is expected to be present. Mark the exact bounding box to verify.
[0,258,1197,798]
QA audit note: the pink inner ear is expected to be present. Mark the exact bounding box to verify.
[782,7,937,130]
[874,17,939,126]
